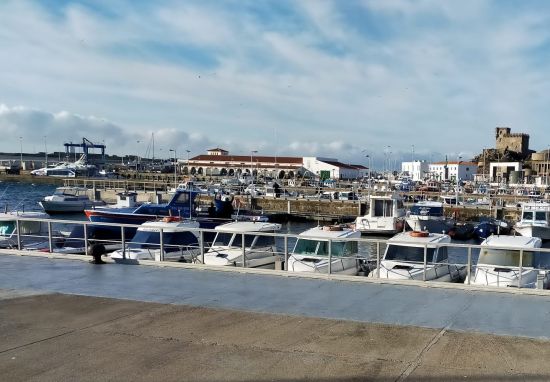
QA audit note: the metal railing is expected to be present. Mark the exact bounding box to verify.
[2,216,550,291]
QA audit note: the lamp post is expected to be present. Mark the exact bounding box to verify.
[43,136,48,167]
[169,149,177,187]
[456,155,462,207]
[19,137,23,171]
[136,140,140,173]
[186,150,191,177]
[250,150,257,184]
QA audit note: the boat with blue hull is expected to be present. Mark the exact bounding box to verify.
[84,190,234,237]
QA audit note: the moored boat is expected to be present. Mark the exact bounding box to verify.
[469,235,549,288]
[514,202,550,240]
[39,187,105,214]
[369,231,465,282]
[287,225,362,275]
[355,193,405,235]
[201,221,281,268]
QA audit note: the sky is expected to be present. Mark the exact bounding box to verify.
[1,0,550,169]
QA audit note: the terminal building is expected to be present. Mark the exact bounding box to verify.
[186,149,367,180]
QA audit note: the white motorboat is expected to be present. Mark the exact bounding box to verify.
[370,231,465,282]
[287,225,362,275]
[30,154,96,177]
[406,201,454,234]
[514,202,550,240]
[355,193,406,235]
[202,221,281,268]
[469,235,549,288]
[39,187,105,214]
[0,211,52,249]
[109,217,200,262]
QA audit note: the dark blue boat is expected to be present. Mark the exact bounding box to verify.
[84,190,233,237]
[473,218,510,241]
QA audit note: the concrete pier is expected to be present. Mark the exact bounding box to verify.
[2,254,550,380]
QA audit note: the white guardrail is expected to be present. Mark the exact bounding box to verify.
[2,217,550,294]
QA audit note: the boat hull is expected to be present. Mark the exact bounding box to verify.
[40,200,104,214]
[406,218,454,234]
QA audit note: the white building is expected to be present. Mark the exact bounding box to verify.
[302,157,367,180]
[401,161,429,181]
[187,150,367,180]
[428,161,478,181]
[488,162,522,183]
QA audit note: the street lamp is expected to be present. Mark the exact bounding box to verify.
[136,140,140,173]
[456,155,462,207]
[19,137,23,171]
[169,149,177,187]
[250,150,257,184]
[186,150,191,176]
[43,136,48,167]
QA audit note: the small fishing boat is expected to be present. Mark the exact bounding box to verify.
[201,221,281,268]
[514,202,550,240]
[469,235,549,288]
[0,211,52,249]
[39,187,105,214]
[355,193,406,235]
[287,225,362,275]
[405,201,454,234]
[109,217,200,262]
[370,231,465,282]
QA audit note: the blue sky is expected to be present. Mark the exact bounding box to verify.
[1,0,550,167]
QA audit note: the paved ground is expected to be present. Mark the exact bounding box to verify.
[1,254,550,339]
[3,254,550,381]
[2,291,550,381]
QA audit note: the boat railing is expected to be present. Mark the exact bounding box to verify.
[4,216,550,291]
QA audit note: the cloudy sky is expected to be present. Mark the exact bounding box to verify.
[1,0,550,168]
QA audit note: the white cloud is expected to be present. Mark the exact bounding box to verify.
[1,0,550,168]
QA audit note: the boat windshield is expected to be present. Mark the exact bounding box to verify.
[536,211,547,221]
[372,200,394,217]
[0,221,16,236]
[478,249,535,267]
[293,239,358,257]
[384,245,436,263]
[213,232,234,247]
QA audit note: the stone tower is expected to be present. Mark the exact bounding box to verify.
[495,127,529,157]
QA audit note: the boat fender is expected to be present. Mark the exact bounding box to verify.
[409,231,429,238]
[87,243,106,264]
[163,216,181,223]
